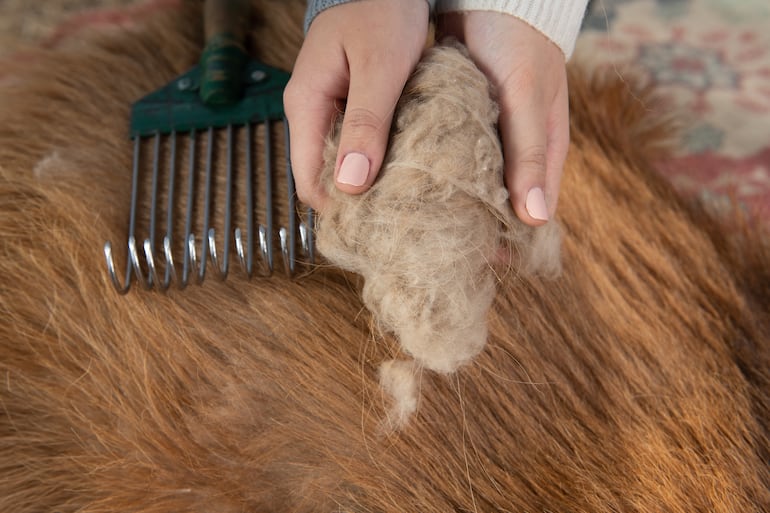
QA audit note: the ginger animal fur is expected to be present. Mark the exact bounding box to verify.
[1,1,769,512]
[317,43,561,375]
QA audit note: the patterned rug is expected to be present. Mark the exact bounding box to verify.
[578,0,770,218]
[0,0,138,55]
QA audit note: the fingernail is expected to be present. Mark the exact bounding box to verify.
[525,187,549,221]
[337,152,370,186]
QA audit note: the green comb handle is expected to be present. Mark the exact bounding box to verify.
[199,0,251,106]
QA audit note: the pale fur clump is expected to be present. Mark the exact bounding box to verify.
[317,43,562,374]
[378,359,420,430]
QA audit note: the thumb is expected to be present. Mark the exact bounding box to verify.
[333,66,406,194]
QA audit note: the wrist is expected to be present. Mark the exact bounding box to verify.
[434,0,588,59]
[305,0,436,34]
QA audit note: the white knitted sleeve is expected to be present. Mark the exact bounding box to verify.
[435,0,588,59]
[305,0,437,33]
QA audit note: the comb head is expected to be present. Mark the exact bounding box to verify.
[129,60,290,137]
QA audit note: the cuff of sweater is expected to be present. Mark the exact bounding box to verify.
[435,0,587,60]
[305,0,437,34]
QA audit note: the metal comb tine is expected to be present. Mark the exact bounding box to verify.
[144,135,178,291]
[234,227,246,275]
[208,124,234,280]
[262,121,274,275]
[298,208,315,260]
[142,238,158,290]
[104,135,142,294]
[282,118,296,276]
[306,207,316,263]
[258,225,270,275]
[142,131,164,289]
[143,238,171,292]
[181,129,197,288]
[207,227,223,279]
[161,130,178,288]
[163,236,177,286]
[198,126,215,283]
[245,121,255,276]
[182,233,198,290]
[128,235,150,289]
[299,222,309,256]
[279,228,291,276]
[103,241,128,293]
[235,121,254,277]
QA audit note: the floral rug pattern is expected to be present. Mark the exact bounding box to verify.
[578,0,770,217]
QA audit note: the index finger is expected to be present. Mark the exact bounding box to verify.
[283,43,348,211]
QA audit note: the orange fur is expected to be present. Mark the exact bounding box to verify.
[1,1,768,512]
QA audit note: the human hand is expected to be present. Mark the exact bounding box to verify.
[439,11,570,225]
[283,0,430,211]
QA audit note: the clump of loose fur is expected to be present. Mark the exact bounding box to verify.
[317,42,562,374]
[378,359,420,430]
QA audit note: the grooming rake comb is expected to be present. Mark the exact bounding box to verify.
[104,0,314,293]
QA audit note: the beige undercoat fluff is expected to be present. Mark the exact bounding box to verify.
[316,43,561,388]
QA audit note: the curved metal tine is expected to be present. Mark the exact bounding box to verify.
[279,227,291,277]
[207,228,226,280]
[104,241,130,294]
[305,207,316,264]
[299,223,309,256]
[235,122,254,277]
[298,208,315,263]
[135,131,175,291]
[180,129,197,289]
[198,126,215,284]
[208,124,234,280]
[258,224,271,276]
[142,238,160,291]
[128,236,151,290]
[104,135,142,294]
[282,118,296,277]
[185,232,198,285]
[144,138,180,297]
[235,227,247,275]
[163,236,177,285]
[143,236,176,293]
[161,131,178,289]
[262,121,274,275]
[140,131,164,290]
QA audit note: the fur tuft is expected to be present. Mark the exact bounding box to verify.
[317,43,561,375]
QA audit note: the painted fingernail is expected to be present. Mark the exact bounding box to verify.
[337,152,370,186]
[525,187,549,221]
